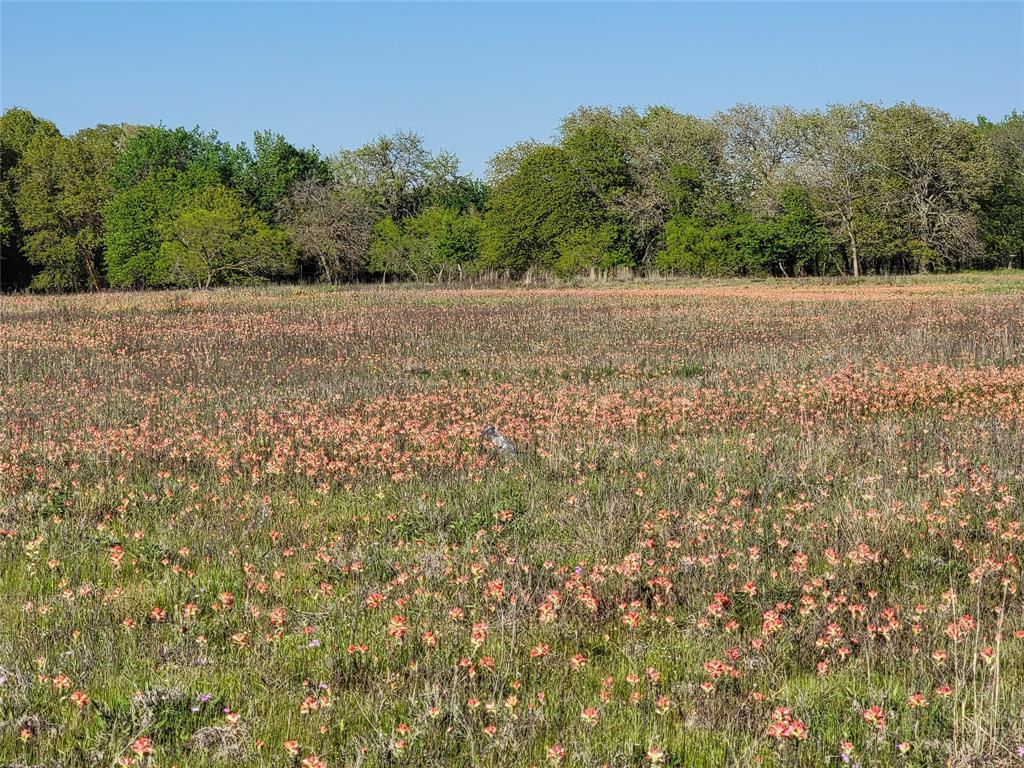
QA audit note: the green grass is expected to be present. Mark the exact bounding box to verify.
[1,275,1023,767]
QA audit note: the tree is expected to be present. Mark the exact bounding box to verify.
[104,125,241,287]
[155,185,295,288]
[864,104,996,270]
[978,113,1024,265]
[616,107,725,261]
[553,221,633,277]
[277,178,375,283]
[796,104,872,275]
[368,217,409,282]
[481,145,602,274]
[239,131,328,213]
[759,186,838,276]
[560,109,632,204]
[334,131,475,221]
[366,207,483,282]
[104,165,217,287]
[14,125,125,291]
[0,108,59,290]
[402,206,483,281]
[109,125,241,192]
[656,206,762,277]
[715,104,803,216]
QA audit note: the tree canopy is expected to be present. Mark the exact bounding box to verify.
[0,102,1018,292]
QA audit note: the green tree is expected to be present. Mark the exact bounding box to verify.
[402,206,483,280]
[367,217,409,282]
[155,185,295,288]
[759,186,838,276]
[864,104,996,270]
[553,221,634,277]
[978,113,1024,265]
[239,131,328,213]
[104,165,217,287]
[367,207,483,282]
[104,125,241,287]
[14,125,124,291]
[481,145,602,274]
[109,125,241,192]
[656,206,763,276]
[1,108,59,290]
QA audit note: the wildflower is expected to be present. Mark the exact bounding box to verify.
[546,744,566,765]
[862,705,886,730]
[388,615,407,640]
[907,693,929,709]
[469,622,488,648]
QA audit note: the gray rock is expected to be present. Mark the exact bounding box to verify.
[481,425,517,456]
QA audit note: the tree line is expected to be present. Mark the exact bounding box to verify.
[1,102,1021,291]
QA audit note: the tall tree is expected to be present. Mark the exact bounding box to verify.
[333,131,473,221]
[104,126,242,287]
[864,104,996,270]
[238,131,328,213]
[15,124,125,290]
[978,113,1024,265]
[0,108,59,290]
[277,178,375,283]
[480,144,602,274]
[618,107,725,262]
[796,103,872,275]
[715,104,803,215]
[155,184,295,288]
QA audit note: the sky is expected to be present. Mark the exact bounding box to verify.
[2,1,1022,176]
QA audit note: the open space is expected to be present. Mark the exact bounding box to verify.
[2,273,1023,766]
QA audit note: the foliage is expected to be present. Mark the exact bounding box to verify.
[367,207,483,281]
[154,184,295,288]
[862,103,996,270]
[277,178,375,283]
[15,125,125,291]
[0,108,59,290]
[238,130,329,213]
[1,102,1020,291]
[104,126,245,288]
[978,113,1024,265]
[481,145,603,274]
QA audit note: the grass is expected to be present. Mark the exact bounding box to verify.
[1,272,1023,767]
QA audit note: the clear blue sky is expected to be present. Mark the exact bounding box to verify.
[2,2,1022,175]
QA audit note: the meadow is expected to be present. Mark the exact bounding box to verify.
[1,273,1023,768]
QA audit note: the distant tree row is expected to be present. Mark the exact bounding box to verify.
[1,103,1021,291]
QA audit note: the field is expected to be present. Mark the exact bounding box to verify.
[2,273,1024,768]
